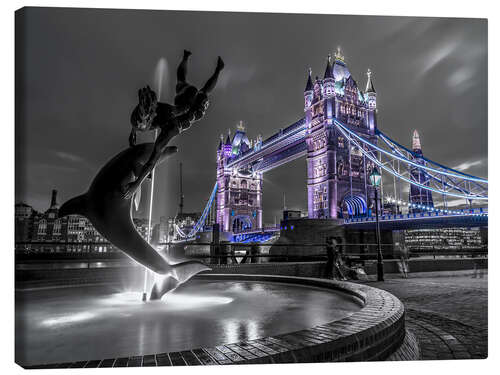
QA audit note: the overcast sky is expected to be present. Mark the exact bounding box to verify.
[15,8,487,223]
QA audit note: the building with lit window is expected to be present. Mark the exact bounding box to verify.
[17,189,113,253]
[15,202,36,251]
[404,227,484,252]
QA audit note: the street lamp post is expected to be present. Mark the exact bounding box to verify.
[369,167,384,282]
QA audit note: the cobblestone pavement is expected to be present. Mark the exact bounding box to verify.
[360,270,488,360]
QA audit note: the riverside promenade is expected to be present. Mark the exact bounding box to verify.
[362,270,488,360]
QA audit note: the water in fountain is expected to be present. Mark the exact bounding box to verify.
[15,280,362,365]
[142,57,169,298]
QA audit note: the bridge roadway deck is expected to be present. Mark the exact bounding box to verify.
[226,119,306,172]
[209,210,488,242]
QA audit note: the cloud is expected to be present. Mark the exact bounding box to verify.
[448,67,474,87]
[452,159,483,171]
[53,151,94,170]
[418,38,460,77]
[447,66,477,94]
[54,151,86,163]
[31,162,78,173]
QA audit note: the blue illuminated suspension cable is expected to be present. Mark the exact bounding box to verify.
[334,121,487,200]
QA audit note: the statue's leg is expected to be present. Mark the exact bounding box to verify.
[176,50,192,92]
[200,56,224,95]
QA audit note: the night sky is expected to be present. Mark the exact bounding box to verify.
[15,8,487,224]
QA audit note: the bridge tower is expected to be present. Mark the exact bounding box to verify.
[409,130,434,212]
[216,123,263,232]
[305,49,378,219]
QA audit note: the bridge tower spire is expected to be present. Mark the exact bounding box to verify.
[409,129,434,213]
[412,129,422,153]
[323,55,335,97]
[304,68,314,109]
[365,68,377,131]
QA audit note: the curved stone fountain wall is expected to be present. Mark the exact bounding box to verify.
[25,275,408,368]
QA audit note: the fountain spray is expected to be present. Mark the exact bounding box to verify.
[142,58,168,301]
[142,128,158,301]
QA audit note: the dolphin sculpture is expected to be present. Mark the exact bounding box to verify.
[59,142,210,299]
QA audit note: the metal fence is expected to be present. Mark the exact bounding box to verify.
[15,240,487,267]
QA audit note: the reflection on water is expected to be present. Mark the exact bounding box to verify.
[224,318,260,343]
[100,291,234,310]
[41,312,97,327]
[16,261,135,270]
[16,280,361,366]
[163,294,233,309]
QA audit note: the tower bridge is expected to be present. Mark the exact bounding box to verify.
[173,49,487,242]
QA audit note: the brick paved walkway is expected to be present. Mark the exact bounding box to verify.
[360,270,488,360]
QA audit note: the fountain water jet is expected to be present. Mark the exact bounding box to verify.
[154,57,168,102]
[142,57,168,301]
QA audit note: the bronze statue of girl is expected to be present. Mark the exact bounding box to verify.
[123,50,224,199]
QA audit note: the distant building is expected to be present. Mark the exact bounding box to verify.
[382,201,400,215]
[15,202,36,250]
[157,216,174,244]
[17,189,112,253]
[15,189,167,254]
[31,190,68,252]
[404,227,484,252]
[174,212,201,236]
[160,211,205,242]
[283,210,302,221]
[175,212,201,228]
[132,218,151,241]
[66,214,109,253]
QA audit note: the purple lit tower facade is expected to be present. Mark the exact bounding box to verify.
[216,122,263,232]
[305,49,378,219]
[408,130,434,213]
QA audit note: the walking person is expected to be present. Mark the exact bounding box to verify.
[324,237,335,279]
[333,237,347,281]
[398,243,410,278]
[472,257,484,279]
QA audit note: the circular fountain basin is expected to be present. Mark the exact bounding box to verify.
[17,275,407,368]
[16,278,361,366]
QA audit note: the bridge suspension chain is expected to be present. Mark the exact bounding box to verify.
[174,182,218,240]
[333,120,488,201]
[377,130,487,198]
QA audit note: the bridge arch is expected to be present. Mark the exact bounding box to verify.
[232,215,253,233]
[341,195,367,218]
